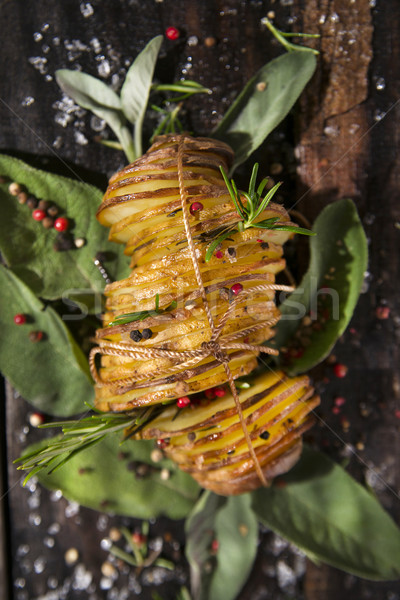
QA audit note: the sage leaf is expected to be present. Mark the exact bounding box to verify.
[185,492,226,600]
[185,491,258,600]
[274,199,368,374]
[0,266,93,416]
[32,434,200,519]
[252,446,400,580]
[55,69,135,161]
[120,36,163,157]
[0,155,130,302]
[213,51,316,171]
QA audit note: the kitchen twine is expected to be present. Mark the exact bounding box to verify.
[90,135,295,486]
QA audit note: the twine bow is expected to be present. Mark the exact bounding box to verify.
[89,135,294,487]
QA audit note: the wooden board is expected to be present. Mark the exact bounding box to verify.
[1,1,399,598]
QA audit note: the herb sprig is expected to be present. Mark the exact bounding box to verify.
[15,408,158,484]
[110,293,177,326]
[205,164,315,261]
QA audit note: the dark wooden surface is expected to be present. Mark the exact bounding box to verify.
[1,1,399,598]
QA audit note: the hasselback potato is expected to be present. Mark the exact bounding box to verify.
[90,133,319,494]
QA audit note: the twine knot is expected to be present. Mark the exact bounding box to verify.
[201,340,229,364]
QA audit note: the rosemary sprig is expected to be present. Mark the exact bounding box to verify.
[110,293,177,326]
[15,408,158,484]
[205,164,315,261]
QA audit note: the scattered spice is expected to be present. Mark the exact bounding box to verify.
[26,196,38,209]
[130,330,143,342]
[74,237,86,248]
[14,313,27,325]
[157,438,169,449]
[259,430,270,440]
[141,328,153,340]
[54,232,75,252]
[334,396,346,407]
[29,412,45,427]
[54,216,69,232]
[333,363,348,378]
[17,191,28,204]
[165,26,180,40]
[230,283,243,295]
[8,182,22,196]
[32,209,46,221]
[47,205,59,217]
[190,201,203,214]
[177,396,191,408]
[213,386,226,398]
[151,449,163,463]
[160,467,170,480]
[215,250,223,259]
[42,216,54,229]
[28,330,44,342]
[38,199,50,211]
[204,36,216,47]
[376,305,390,320]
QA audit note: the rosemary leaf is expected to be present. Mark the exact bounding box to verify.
[205,229,237,262]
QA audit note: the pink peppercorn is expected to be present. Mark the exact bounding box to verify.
[177,396,191,408]
[54,217,69,232]
[215,250,223,259]
[376,305,390,319]
[334,396,346,407]
[32,209,46,221]
[213,387,226,398]
[14,313,27,325]
[190,201,203,214]
[231,283,243,295]
[165,26,180,40]
[333,363,348,378]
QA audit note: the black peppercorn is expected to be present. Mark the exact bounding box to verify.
[26,196,38,209]
[259,430,270,440]
[53,232,75,252]
[141,328,153,340]
[130,330,142,342]
[38,199,50,211]
[47,205,59,217]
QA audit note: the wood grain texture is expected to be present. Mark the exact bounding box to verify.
[1,0,399,598]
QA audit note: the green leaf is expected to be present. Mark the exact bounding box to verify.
[185,491,225,600]
[210,495,258,600]
[213,52,316,171]
[252,446,400,581]
[120,36,163,157]
[0,155,130,302]
[55,69,135,161]
[274,199,368,374]
[185,492,258,600]
[32,434,200,519]
[0,266,93,416]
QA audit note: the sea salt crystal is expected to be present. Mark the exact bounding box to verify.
[21,96,35,107]
[74,131,89,146]
[80,2,94,17]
